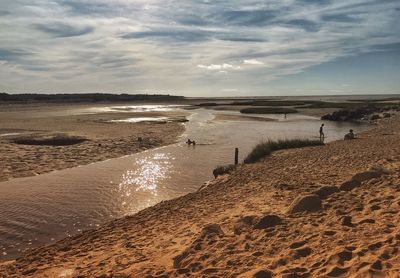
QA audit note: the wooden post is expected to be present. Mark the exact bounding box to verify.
[234,148,239,165]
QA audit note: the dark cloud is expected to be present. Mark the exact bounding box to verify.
[332,0,397,13]
[175,9,278,27]
[121,29,211,42]
[0,10,10,16]
[217,36,265,43]
[370,42,400,52]
[299,0,331,5]
[283,19,320,32]
[218,10,277,26]
[121,28,266,43]
[23,65,53,72]
[57,0,117,16]
[34,23,94,38]
[176,15,209,26]
[0,49,30,62]
[222,48,312,60]
[321,14,361,23]
[94,56,139,69]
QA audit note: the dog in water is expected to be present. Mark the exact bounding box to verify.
[186,139,196,146]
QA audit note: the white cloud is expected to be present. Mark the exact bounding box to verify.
[243,59,264,65]
[222,88,238,92]
[197,63,241,71]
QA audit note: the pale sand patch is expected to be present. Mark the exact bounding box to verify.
[1,116,400,277]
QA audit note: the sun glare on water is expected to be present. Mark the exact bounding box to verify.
[118,153,173,196]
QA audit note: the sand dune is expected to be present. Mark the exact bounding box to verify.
[1,116,400,277]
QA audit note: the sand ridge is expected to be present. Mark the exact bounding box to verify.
[1,116,400,277]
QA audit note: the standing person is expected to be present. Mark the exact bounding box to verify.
[319,123,325,141]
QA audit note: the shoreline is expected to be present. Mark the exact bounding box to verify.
[1,99,389,182]
[2,116,399,276]
[0,103,188,182]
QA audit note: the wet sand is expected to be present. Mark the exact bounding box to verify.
[0,103,187,181]
[1,114,400,277]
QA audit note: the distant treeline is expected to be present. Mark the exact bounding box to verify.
[0,93,185,103]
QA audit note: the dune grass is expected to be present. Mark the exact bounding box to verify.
[244,139,324,164]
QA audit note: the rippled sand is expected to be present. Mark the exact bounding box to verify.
[2,114,400,277]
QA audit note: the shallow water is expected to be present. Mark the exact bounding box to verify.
[0,107,369,259]
[109,116,170,123]
[0,133,21,137]
[77,104,188,114]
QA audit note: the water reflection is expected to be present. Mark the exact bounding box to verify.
[85,105,187,114]
[109,117,169,123]
[0,133,22,137]
[118,153,174,197]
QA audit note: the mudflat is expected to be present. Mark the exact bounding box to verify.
[2,115,399,277]
[0,103,187,182]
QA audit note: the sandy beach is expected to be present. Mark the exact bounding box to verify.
[1,113,399,277]
[0,103,187,182]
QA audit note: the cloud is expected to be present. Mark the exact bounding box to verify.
[283,19,320,32]
[299,0,331,5]
[0,10,10,16]
[121,29,211,42]
[243,59,264,65]
[0,49,31,62]
[121,28,266,43]
[222,88,239,92]
[34,22,94,38]
[0,0,399,95]
[57,0,121,16]
[197,63,241,71]
[217,36,266,43]
[217,9,277,26]
[321,14,361,23]
[369,42,400,52]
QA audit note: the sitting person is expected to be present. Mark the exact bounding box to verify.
[344,129,355,140]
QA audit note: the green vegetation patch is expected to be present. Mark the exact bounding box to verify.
[244,139,324,164]
[240,107,298,114]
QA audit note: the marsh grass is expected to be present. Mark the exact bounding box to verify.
[244,139,324,163]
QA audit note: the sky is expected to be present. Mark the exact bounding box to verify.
[0,0,399,97]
